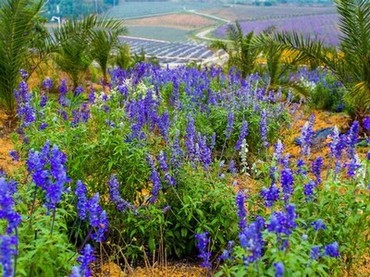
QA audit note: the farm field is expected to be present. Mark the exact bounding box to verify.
[104,1,223,19]
[214,14,340,46]
[125,13,217,31]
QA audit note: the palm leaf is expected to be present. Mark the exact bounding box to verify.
[0,0,44,114]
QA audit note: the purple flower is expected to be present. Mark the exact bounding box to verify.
[268,204,297,236]
[225,112,234,139]
[311,157,323,185]
[310,246,321,260]
[76,244,95,277]
[280,167,294,201]
[0,235,18,277]
[9,150,19,162]
[0,178,21,234]
[311,219,326,231]
[40,94,48,107]
[236,191,247,230]
[197,134,212,170]
[303,180,316,201]
[108,175,136,212]
[299,115,315,156]
[185,116,196,161]
[260,109,268,148]
[158,112,170,142]
[19,69,28,80]
[27,142,69,211]
[88,194,109,242]
[324,242,339,258]
[59,79,68,107]
[238,216,265,264]
[260,185,280,207]
[75,181,88,220]
[346,155,361,178]
[235,120,248,151]
[195,232,211,269]
[74,86,84,97]
[69,266,81,277]
[274,262,284,277]
[88,92,95,104]
[170,130,183,168]
[147,155,162,203]
[273,140,284,162]
[363,116,370,131]
[296,159,307,176]
[219,241,234,261]
[42,77,53,90]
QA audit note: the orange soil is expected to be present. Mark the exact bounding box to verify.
[125,14,216,30]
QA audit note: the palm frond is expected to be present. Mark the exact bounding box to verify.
[0,0,44,114]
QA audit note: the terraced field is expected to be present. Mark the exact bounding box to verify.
[119,36,217,65]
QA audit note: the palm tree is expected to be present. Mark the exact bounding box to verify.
[210,21,260,78]
[53,14,126,88]
[90,20,127,85]
[273,0,370,121]
[0,0,45,122]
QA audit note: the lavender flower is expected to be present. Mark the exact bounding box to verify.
[303,180,316,201]
[273,140,284,162]
[27,142,69,211]
[311,219,326,231]
[59,79,68,107]
[274,262,284,277]
[108,175,136,212]
[296,159,307,176]
[225,112,234,139]
[88,194,109,242]
[147,155,162,203]
[219,241,234,261]
[171,130,183,169]
[69,266,81,277]
[299,115,315,156]
[9,150,19,162]
[40,94,48,108]
[260,109,268,148]
[0,235,18,277]
[363,116,370,131]
[158,112,170,142]
[324,242,339,258]
[268,204,297,236]
[75,181,89,220]
[280,167,294,202]
[76,244,95,277]
[310,246,321,260]
[195,232,211,269]
[0,178,21,234]
[238,216,265,264]
[185,116,196,161]
[19,69,28,80]
[42,77,53,90]
[346,155,361,178]
[236,191,247,230]
[235,120,248,151]
[74,86,84,97]
[260,185,280,207]
[311,157,323,185]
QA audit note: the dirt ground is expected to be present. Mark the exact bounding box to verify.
[125,14,216,30]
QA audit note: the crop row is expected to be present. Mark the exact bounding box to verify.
[119,36,215,64]
[214,14,339,46]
